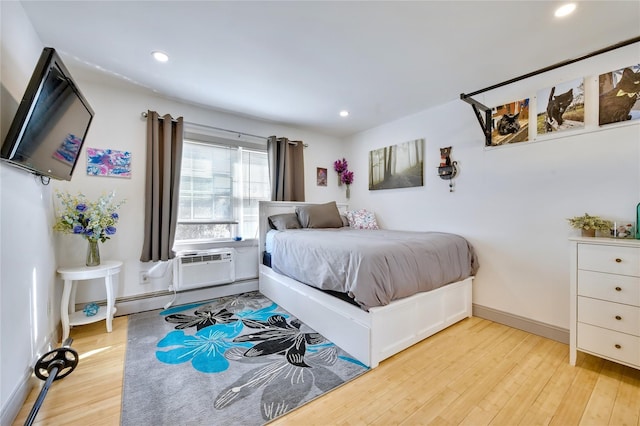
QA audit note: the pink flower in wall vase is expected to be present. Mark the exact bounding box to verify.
[333,158,348,186]
[341,170,354,198]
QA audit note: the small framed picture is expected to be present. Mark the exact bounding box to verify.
[316,167,327,186]
[86,148,131,178]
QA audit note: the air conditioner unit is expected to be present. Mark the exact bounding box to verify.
[173,249,235,291]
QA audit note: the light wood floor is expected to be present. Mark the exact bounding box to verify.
[13,315,640,425]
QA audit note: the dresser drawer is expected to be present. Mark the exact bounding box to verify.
[578,296,640,336]
[577,270,640,306]
[578,244,640,276]
[577,322,640,368]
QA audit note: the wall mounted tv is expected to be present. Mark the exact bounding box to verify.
[1,47,94,181]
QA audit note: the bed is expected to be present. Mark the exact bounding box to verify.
[258,200,477,368]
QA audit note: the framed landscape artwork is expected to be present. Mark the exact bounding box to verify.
[369,138,424,190]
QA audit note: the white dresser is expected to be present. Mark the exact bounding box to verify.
[569,237,640,370]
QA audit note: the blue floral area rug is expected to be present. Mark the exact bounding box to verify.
[121,291,368,425]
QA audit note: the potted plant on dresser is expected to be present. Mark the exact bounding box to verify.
[567,213,612,237]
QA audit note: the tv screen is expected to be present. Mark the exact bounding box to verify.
[1,47,94,181]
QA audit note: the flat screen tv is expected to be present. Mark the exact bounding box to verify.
[1,47,94,181]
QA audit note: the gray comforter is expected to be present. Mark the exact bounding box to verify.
[270,228,478,310]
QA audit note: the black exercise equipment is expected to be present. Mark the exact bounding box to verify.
[24,338,79,426]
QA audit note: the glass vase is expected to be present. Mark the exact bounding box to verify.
[86,240,100,266]
[346,185,350,199]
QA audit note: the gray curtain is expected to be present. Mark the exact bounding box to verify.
[140,111,184,262]
[267,136,305,201]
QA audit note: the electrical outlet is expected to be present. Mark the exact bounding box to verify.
[140,271,150,284]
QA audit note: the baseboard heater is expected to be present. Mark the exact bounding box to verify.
[173,248,235,291]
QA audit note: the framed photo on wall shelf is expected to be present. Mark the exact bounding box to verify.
[536,78,585,136]
[490,99,530,146]
[598,64,640,126]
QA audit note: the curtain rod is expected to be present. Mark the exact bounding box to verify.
[140,112,308,146]
[140,111,268,140]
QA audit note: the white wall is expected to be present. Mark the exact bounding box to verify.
[49,64,346,305]
[344,42,640,330]
[0,2,60,422]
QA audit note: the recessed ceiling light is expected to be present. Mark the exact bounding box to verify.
[554,3,576,17]
[152,51,169,62]
[339,110,349,117]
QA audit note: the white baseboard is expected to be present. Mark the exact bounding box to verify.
[1,373,34,426]
[472,304,569,344]
[2,328,59,426]
[114,279,259,316]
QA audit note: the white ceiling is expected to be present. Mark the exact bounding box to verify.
[19,1,640,137]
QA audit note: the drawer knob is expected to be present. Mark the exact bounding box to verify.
[615,286,622,292]
[615,258,622,263]
[614,344,622,349]
[615,315,622,320]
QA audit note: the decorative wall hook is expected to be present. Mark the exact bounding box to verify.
[438,147,458,192]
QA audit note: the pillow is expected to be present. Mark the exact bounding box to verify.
[340,214,350,227]
[268,213,301,230]
[295,201,343,228]
[345,209,379,230]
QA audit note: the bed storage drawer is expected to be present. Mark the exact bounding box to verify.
[259,264,473,368]
[259,265,371,366]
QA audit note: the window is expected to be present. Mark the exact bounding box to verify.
[175,137,270,242]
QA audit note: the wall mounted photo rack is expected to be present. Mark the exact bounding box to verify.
[460,36,640,146]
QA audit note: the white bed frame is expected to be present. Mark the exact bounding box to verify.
[258,201,473,368]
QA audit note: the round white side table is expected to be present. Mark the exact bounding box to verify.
[57,260,123,341]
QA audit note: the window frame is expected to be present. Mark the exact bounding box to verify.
[174,131,269,246]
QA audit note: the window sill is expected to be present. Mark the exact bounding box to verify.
[174,238,258,253]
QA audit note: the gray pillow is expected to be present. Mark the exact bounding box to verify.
[296,202,343,228]
[268,213,301,230]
